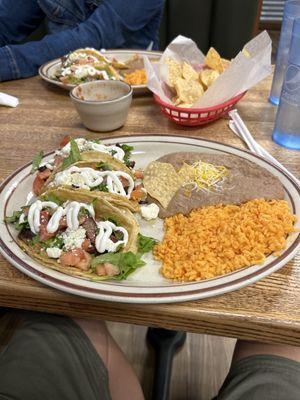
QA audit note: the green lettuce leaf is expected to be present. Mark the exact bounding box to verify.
[137,233,158,254]
[96,162,113,171]
[120,144,134,167]
[61,139,81,169]
[40,193,63,205]
[31,151,44,173]
[5,209,29,231]
[91,252,145,280]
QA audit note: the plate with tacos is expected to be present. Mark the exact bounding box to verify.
[1,135,299,303]
[39,48,161,95]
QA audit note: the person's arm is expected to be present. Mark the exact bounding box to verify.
[0,0,163,81]
[0,0,45,46]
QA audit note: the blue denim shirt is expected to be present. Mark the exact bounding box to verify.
[0,0,164,81]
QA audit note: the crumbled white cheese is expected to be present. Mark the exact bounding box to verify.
[57,138,88,156]
[74,65,100,79]
[141,203,160,221]
[46,247,62,259]
[39,158,55,170]
[61,67,72,76]
[54,169,90,190]
[61,227,86,250]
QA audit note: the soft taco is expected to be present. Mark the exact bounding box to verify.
[55,48,122,84]
[6,188,155,281]
[32,137,138,197]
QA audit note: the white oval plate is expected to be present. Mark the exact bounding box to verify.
[39,49,161,95]
[1,135,299,303]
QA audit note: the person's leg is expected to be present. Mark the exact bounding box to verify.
[215,340,300,400]
[0,0,45,46]
[75,319,145,400]
[232,340,300,364]
[0,311,143,400]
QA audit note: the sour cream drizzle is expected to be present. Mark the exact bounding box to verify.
[53,166,134,198]
[27,200,58,234]
[22,200,95,234]
[20,200,129,255]
[95,221,128,253]
[57,138,125,161]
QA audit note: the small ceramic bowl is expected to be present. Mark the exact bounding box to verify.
[70,80,133,132]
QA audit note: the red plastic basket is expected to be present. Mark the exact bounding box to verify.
[153,91,246,126]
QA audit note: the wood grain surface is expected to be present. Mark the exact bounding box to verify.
[0,75,299,345]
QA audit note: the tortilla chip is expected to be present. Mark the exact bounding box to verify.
[178,163,195,183]
[242,48,251,58]
[182,62,198,81]
[143,161,182,208]
[205,47,224,73]
[174,78,204,105]
[177,103,193,108]
[166,58,182,87]
[200,69,220,88]
[221,58,231,69]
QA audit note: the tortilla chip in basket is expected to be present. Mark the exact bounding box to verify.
[205,47,224,74]
[200,69,220,88]
[166,58,182,87]
[174,78,204,105]
[182,62,198,81]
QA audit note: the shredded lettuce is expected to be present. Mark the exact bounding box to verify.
[91,252,145,280]
[91,183,109,192]
[42,236,64,249]
[137,233,158,254]
[40,193,63,205]
[31,151,44,173]
[61,139,81,169]
[96,162,113,171]
[5,209,29,231]
[120,144,134,167]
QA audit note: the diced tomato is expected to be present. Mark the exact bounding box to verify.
[59,249,91,271]
[60,248,84,267]
[104,263,119,276]
[33,175,45,195]
[134,170,143,179]
[39,210,55,241]
[77,252,92,271]
[82,238,92,251]
[96,263,119,277]
[96,264,106,276]
[131,188,145,201]
[59,135,71,148]
[39,225,55,241]
[59,77,69,84]
[58,216,67,230]
[37,168,51,180]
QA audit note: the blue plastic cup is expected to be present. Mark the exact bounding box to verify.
[269,0,300,106]
[272,18,300,150]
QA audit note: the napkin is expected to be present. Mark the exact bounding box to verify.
[144,31,272,108]
[0,92,19,107]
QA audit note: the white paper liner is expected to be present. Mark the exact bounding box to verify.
[144,31,272,109]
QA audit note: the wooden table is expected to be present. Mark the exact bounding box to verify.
[0,76,299,346]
